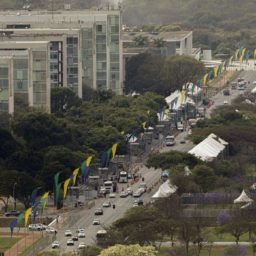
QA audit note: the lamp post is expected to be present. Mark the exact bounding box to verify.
[13,182,17,210]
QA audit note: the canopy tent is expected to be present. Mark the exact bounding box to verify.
[188,133,228,162]
[234,190,253,204]
[186,82,202,97]
[165,90,195,111]
[251,87,256,94]
[152,180,177,198]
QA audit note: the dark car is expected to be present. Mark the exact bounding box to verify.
[94,208,103,215]
[5,210,20,217]
[223,89,230,96]
[72,236,79,241]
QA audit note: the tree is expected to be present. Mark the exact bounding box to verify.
[99,244,157,256]
[192,165,216,192]
[51,87,82,116]
[0,128,18,159]
[133,35,149,47]
[80,246,101,256]
[12,112,72,150]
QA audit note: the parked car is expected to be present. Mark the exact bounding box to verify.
[177,122,184,131]
[5,210,20,217]
[165,135,175,146]
[126,188,133,196]
[109,193,116,198]
[223,89,230,96]
[78,242,86,249]
[76,228,85,233]
[66,239,74,246]
[94,208,103,215]
[120,191,129,198]
[92,219,100,225]
[72,236,79,241]
[28,223,47,231]
[102,201,111,207]
[64,230,73,237]
[51,240,60,249]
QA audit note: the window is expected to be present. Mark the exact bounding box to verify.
[97,25,102,32]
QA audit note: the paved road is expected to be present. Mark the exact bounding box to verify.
[47,165,161,253]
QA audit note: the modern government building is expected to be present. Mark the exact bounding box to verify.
[0,8,194,114]
[0,9,123,113]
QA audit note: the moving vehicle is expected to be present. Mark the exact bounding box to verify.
[109,193,116,198]
[28,223,47,231]
[120,191,129,198]
[118,171,128,183]
[72,236,79,241]
[223,100,228,105]
[93,219,100,225]
[188,119,197,128]
[165,135,175,146]
[5,210,20,217]
[223,89,230,96]
[161,170,169,182]
[51,240,60,249]
[133,188,144,198]
[94,208,103,215]
[126,188,133,195]
[78,231,85,238]
[102,201,111,207]
[177,122,184,131]
[104,181,113,193]
[78,242,86,249]
[96,230,107,238]
[46,227,56,234]
[139,182,147,192]
[66,239,74,246]
[76,228,85,233]
[64,230,73,237]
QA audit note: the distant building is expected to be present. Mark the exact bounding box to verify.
[0,9,123,114]
[122,30,193,85]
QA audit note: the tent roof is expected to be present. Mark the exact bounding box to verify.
[165,90,195,111]
[152,180,177,198]
[189,133,227,162]
[234,190,253,204]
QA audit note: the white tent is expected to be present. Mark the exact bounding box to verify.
[165,90,195,111]
[251,87,256,94]
[234,190,253,204]
[186,82,202,96]
[152,180,177,198]
[188,133,228,162]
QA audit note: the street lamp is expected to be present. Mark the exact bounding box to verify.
[13,182,17,210]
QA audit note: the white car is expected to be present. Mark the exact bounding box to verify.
[102,201,111,207]
[78,231,85,238]
[223,100,228,105]
[76,228,85,233]
[78,242,86,249]
[120,191,129,198]
[126,188,133,195]
[109,193,116,198]
[46,227,56,234]
[93,219,100,225]
[253,81,256,85]
[28,223,47,231]
[65,230,72,237]
[165,135,175,146]
[67,239,74,246]
[51,240,60,249]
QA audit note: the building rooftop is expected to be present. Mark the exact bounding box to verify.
[122,31,192,43]
[0,10,120,26]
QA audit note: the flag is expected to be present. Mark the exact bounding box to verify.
[41,192,49,209]
[245,51,250,63]
[235,49,239,60]
[197,80,202,88]
[254,49,256,59]
[17,213,24,226]
[106,148,112,164]
[214,67,218,78]
[32,202,40,217]
[111,143,118,159]
[86,156,93,167]
[73,168,79,185]
[63,178,70,199]
[31,188,38,205]
[54,172,61,190]
[228,56,233,65]
[10,219,17,237]
[142,122,146,129]
[147,110,150,115]
[240,48,246,64]
[202,74,208,86]
[56,183,62,203]
[191,84,195,96]
[181,89,186,104]
[81,161,87,176]
[24,207,32,227]
[101,151,108,168]
[170,99,175,111]
[69,175,74,188]
[220,62,225,73]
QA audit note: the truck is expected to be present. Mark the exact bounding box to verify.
[118,171,128,183]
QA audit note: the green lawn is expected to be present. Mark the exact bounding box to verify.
[158,245,254,256]
[0,237,21,251]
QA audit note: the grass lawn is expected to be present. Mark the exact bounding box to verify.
[158,245,254,256]
[0,237,21,251]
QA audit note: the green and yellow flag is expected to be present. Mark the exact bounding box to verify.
[24,208,32,227]
[214,66,218,78]
[111,143,118,159]
[63,178,70,199]
[181,89,186,104]
[142,122,147,129]
[17,213,24,226]
[240,48,246,64]
[41,191,49,208]
[73,168,79,185]
[86,156,93,167]
[235,49,239,60]
[203,74,208,87]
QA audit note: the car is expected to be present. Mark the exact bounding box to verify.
[120,191,129,198]
[177,122,184,131]
[94,208,103,215]
[223,100,228,105]
[126,188,133,195]
[5,210,20,217]
[46,227,56,234]
[102,201,111,207]
[180,139,186,144]
[72,236,79,241]
[139,182,147,192]
[76,228,85,233]
[65,230,73,237]
[78,242,86,249]
[165,135,175,146]
[133,189,143,198]
[96,229,107,238]
[67,239,74,246]
[138,199,144,205]
[28,223,47,231]
[51,240,60,249]
[109,193,116,198]
[132,202,138,207]
[78,231,85,238]
[223,89,230,96]
[93,219,100,225]
[253,81,256,85]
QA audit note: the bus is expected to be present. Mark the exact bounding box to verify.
[104,181,113,193]
[118,171,128,183]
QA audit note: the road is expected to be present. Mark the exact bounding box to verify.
[45,69,256,254]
